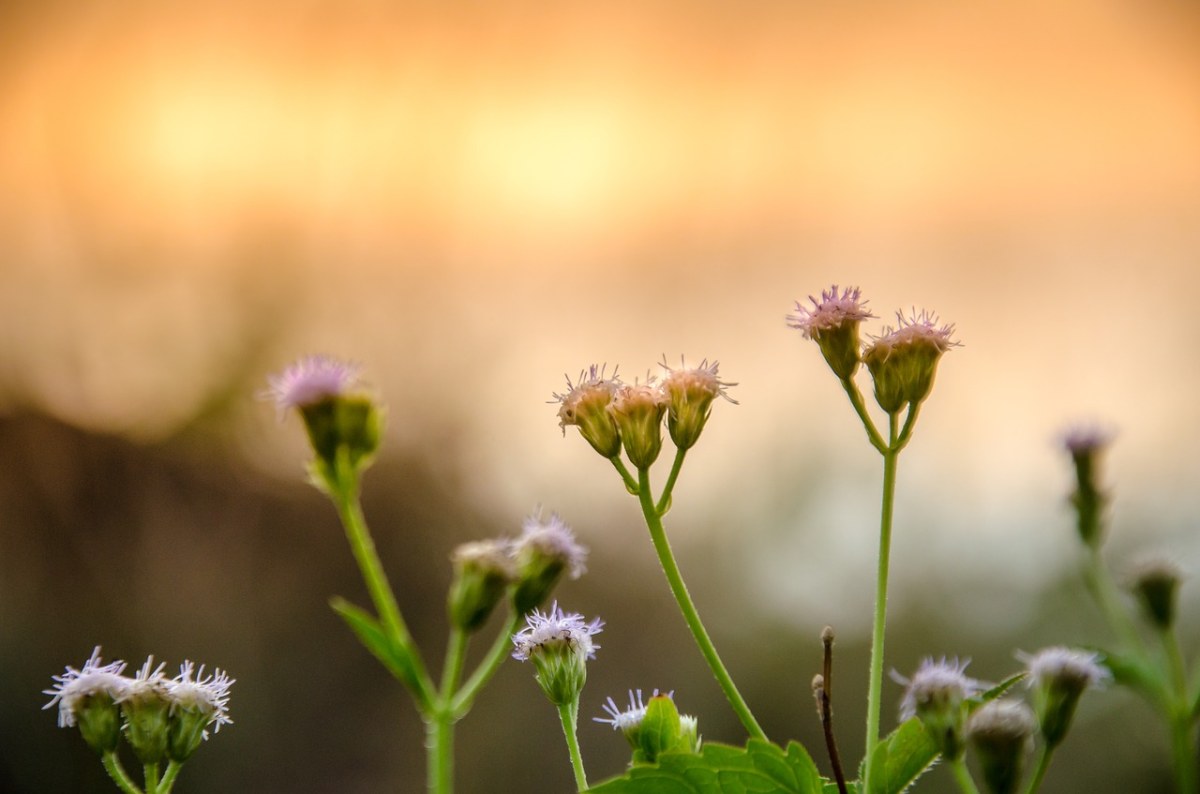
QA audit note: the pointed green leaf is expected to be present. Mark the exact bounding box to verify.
[589,739,825,794]
[329,597,420,691]
[1102,649,1167,704]
[866,718,940,794]
[965,672,1027,716]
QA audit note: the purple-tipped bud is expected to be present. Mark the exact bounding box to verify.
[511,511,588,614]
[658,357,736,451]
[448,539,517,631]
[788,286,875,380]
[554,365,623,459]
[967,699,1036,794]
[1127,556,1184,631]
[863,310,957,413]
[609,380,668,469]
[1061,425,1113,547]
[1020,647,1109,748]
[894,657,984,760]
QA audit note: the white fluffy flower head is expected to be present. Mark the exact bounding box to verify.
[895,657,984,721]
[168,660,235,737]
[43,647,129,728]
[511,602,603,662]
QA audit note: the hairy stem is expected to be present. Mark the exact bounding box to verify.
[101,753,143,794]
[558,701,589,792]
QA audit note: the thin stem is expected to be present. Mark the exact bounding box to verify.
[101,753,143,794]
[636,467,767,740]
[451,611,522,716]
[426,715,454,794]
[1023,744,1055,794]
[331,469,435,710]
[427,628,469,794]
[949,758,982,794]
[863,413,900,789]
[894,402,922,452]
[655,448,688,515]
[1162,629,1199,794]
[1083,546,1148,660]
[143,762,160,794]
[818,628,848,794]
[839,377,887,453]
[157,762,182,794]
[557,701,589,792]
[610,457,639,495]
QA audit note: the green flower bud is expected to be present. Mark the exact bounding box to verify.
[512,604,603,707]
[595,690,700,764]
[121,659,172,764]
[896,657,983,761]
[967,699,1036,794]
[448,539,517,632]
[1128,557,1184,631]
[609,382,668,469]
[44,648,130,755]
[510,511,588,614]
[863,310,957,414]
[658,358,736,451]
[554,365,623,459]
[1021,647,1109,748]
[787,286,875,381]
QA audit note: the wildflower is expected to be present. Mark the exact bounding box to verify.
[1019,646,1109,748]
[609,379,668,469]
[512,602,603,706]
[554,365,623,459]
[1127,556,1184,631]
[43,647,129,753]
[1061,425,1113,547]
[596,690,699,762]
[165,661,235,762]
[510,510,588,614]
[658,357,737,451]
[448,538,517,631]
[894,657,984,760]
[787,285,875,380]
[862,310,958,413]
[266,355,382,485]
[120,657,172,764]
[966,699,1036,794]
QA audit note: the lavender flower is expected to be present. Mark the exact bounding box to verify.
[512,603,603,706]
[265,355,362,413]
[787,285,875,380]
[658,357,737,450]
[511,510,589,613]
[894,657,984,759]
[554,364,624,458]
[1020,646,1109,747]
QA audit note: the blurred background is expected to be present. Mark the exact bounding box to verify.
[2,0,1199,791]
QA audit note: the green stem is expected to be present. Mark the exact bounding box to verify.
[143,762,159,794]
[1083,546,1148,660]
[558,701,589,792]
[949,757,982,794]
[427,714,454,794]
[157,762,182,794]
[427,628,469,794]
[1023,744,1055,794]
[863,413,900,790]
[331,468,435,710]
[840,377,887,453]
[610,457,639,495]
[101,753,143,794]
[451,611,522,716]
[655,448,687,515]
[894,402,922,452]
[1162,629,1199,794]
[636,467,766,740]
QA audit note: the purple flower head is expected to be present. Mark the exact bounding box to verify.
[868,309,958,355]
[511,602,603,662]
[787,285,875,339]
[265,355,362,413]
[1019,647,1110,694]
[894,657,984,721]
[515,509,588,579]
[1060,425,1114,457]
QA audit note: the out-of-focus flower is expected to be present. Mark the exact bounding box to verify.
[510,510,588,614]
[448,539,517,631]
[894,657,984,759]
[1019,646,1109,748]
[966,699,1036,794]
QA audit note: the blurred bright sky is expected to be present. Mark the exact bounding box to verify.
[3,0,1199,632]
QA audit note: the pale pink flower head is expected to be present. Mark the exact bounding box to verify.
[862,309,959,412]
[658,357,737,450]
[787,285,875,339]
[265,355,362,413]
[608,377,669,468]
[43,647,130,728]
[553,364,623,458]
[895,656,984,722]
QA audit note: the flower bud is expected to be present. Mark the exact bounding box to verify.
[43,648,130,755]
[658,358,736,451]
[510,511,588,614]
[609,381,668,469]
[1020,647,1109,748]
[1128,557,1184,631]
[595,690,699,764]
[447,539,517,631]
[863,311,957,414]
[120,658,172,764]
[967,699,1036,794]
[165,661,234,763]
[1061,426,1113,548]
[554,365,623,459]
[895,657,983,760]
[512,603,603,707]
[787,286,875,380]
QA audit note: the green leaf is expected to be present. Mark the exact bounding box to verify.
[865,718,940,794]
[589,739,825,794]
[1102,649,1167,704]
[965,672,1027,716]
[329,597,420,692]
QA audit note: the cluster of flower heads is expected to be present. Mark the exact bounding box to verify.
[553,358,736,465]
[893,647,1108,790]
[789,285,958,412]
[44,647,233,763]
